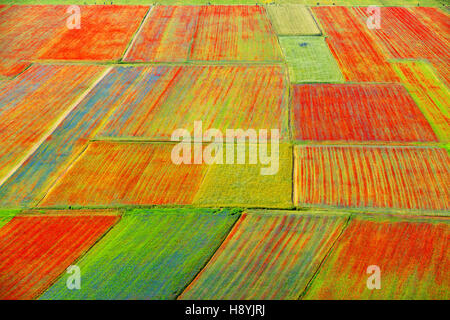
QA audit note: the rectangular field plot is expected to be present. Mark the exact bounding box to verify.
[294,146,449,211]
[189,5,283,62]
[0,5,68,77]
[0,213,119,300]
[354,7,449,86]
[312,7,399,82]
[39,142,209,207]
[40,209,239,300]
[123,6,200,62]
[179,211,348,300]
[392,61,449,143]
[96,65,289,141]
[304,216,450,299]
[193,144,293,208]
[37,5,149,61]
[291,83,438,142]
[0,67,140,208]
[0,64,106,185]
[266,5,321,35]
[354,7,447,60]
[279,36,343,83]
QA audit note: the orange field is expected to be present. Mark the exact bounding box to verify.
[37,5,149,61]
[190,5,283,62]
[0,5,68,77]
[354,7,449,86]
[39,142,208,207]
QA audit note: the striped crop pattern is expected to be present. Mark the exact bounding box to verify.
[40,209,239,300]
[266,5,321,35]
[96,65,289,141]
[392,61,449,142]
[0,64,105,184]
[189,5,283,61]
[294,146,449,211]
[37,5,149,61]
[180,211,348,299]
[39,142,208,207]
[0,213,119,300]
[312,7,399,82]
[354,7,449,86]
[304,216,450,299]
[0,5,68,77]
[0,67,141,208]
[291,83,438,142]
[124,6,199,62]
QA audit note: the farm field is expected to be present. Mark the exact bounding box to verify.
[179,211,348,299]
[0,66,141,208]
[125,5,283,62]
[303,215,450,300]
[189,5,283,61]
[123,6,199,62]
[266,5,321,35]
[0,212,119,299]
[392,61,449,142]
[0,3,448,301]
[36,5,149,61]
[0,64,106,185]
[355,6,449,87]
[0,5,68,77]
[294,145,449,211]
[312,6,400,82]
[95,65,289,141]
[193,144,293,208]
[291,83,438,142]
[279,36,344,83]
[40,209,239,299]
[39,141,209,207]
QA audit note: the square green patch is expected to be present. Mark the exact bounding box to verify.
[279,36,344,83]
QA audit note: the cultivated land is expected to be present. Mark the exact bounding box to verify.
[0,3,448,300]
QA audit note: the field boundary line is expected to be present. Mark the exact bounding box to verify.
[32,59,286,67]
[175,211,244,300]
[36,143,91,207]
[34,213,123,299]
[297,214,353,300]
[121,6,153,61]
[0,66,113,189]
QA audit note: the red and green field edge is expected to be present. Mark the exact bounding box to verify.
[0,208,448,300]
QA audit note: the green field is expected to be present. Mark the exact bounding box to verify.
[39,208,240,299]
